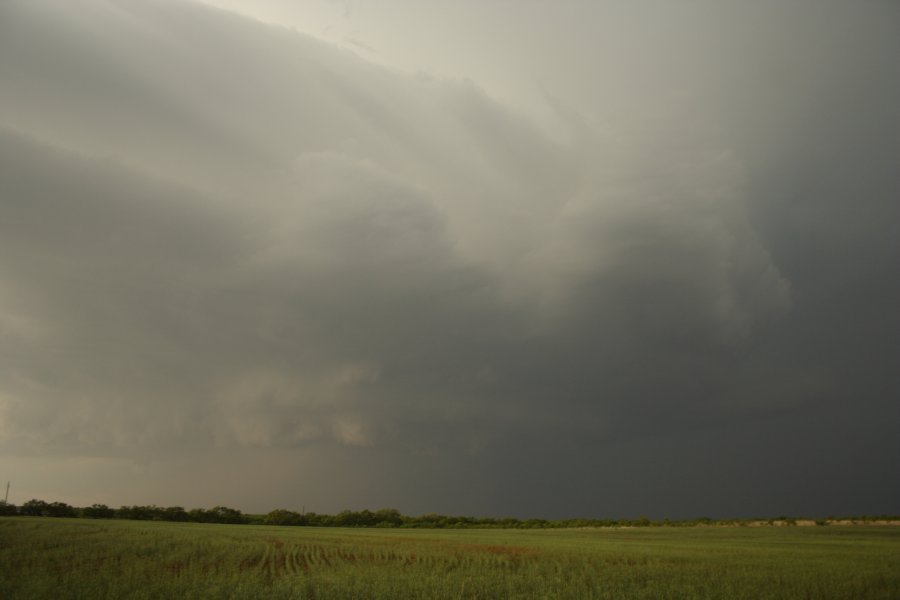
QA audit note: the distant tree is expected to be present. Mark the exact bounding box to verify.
[332,510,357,527]
[21,499,50,516]
[47,502,77,518]
[188,508,210,522]
[0,501,18,516]
[81,504,115,519]
[418,513,443,527]
[264,509,304,526]
[17,500,75,518]
[304,512,330,527]
[162,506,189,522]
[207,506,248,524]
[374,508,402,527]
[116,505,162,521]
[355,509,379,527]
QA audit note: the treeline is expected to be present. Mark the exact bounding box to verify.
[1,500,898,529]
[259,511,900,529]
[262,509,655,529]
[0,500,248,524]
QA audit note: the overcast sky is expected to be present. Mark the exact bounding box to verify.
[1,0,898,519]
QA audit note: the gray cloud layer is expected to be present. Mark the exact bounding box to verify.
[1,0,897,518]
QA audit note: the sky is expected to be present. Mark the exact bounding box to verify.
[0,0,898,519]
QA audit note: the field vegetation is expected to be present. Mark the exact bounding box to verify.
[1,517,898,599]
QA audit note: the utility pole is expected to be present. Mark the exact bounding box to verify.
[3,481,8,504]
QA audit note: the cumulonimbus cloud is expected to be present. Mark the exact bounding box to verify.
[27,0,900,519]
[0,0,794,458]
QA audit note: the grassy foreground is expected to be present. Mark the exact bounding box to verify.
[1,518,898,599]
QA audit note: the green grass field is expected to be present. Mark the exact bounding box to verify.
[2,518,898,599]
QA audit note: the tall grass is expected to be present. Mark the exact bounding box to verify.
[1,517,898,599]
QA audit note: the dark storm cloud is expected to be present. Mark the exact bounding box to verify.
[0,0,897,517]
